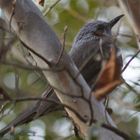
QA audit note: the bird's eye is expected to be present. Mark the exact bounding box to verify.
[94,26,104,36]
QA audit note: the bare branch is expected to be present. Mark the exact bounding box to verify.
[121,49,140,73]
[43,0,61,16]
[55,26,68,65]
[0,60,63,72]
[20,40,52,66]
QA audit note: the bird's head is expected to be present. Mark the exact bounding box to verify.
[92,14,124,37]
[73,15,124,47]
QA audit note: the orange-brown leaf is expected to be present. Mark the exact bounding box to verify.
[95,80,122,100]
[94,48,123,100]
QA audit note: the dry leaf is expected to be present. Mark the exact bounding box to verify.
[94,48,123,100]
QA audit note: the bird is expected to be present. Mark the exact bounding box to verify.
[0,15,123,136]
[69,15,123,86]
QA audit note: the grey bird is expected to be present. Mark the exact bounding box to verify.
[0,15,123,136]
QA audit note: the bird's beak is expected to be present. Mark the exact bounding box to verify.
[109,14,124,28]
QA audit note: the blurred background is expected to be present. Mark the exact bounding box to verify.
[0,0,140,139]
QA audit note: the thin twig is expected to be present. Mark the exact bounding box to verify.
[0,96,87,123]
[0,60,63,72]
[101,123,131,140]
[0,104,15,121]
[122,49,140,73]
[43,0,61,16]
[130,80,140,87]
[20,40,52,66]
[0,96,58,104]
[123,79,140,96]
[55,26,68,64]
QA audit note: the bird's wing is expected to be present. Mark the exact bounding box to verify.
[70,40,102,86]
